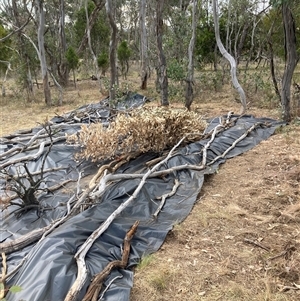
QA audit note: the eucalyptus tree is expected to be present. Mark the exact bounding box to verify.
[0,23,12,73]
[106,0,118,100]
[223,0,260,64]
[140,0,149,90]
[76,0,106,56]
[0,23,12,96]
[156,0,169,106]
[270,0,299,121]
[164,0,191,62]
[35,0,51,105]
[41,0,70,86]
[212,0,247,112]
[185,0,198,110]
[66,46,79,87]
[1,0,36,101]
[117,40,131,79]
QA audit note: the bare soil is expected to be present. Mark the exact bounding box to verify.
[1,73,300,301]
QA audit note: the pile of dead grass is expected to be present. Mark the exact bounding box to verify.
[67,107,207,162]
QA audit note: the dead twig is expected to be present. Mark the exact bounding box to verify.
[153,179,181,218]
[244,238,270,252]
[268,245,296,261]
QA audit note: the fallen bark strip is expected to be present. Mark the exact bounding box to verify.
[278,283,300,292]
[64,135,189,301]
[153,179,181,219]
[82,221,139,301]
[98,275,123,300]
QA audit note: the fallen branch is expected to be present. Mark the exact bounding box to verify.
[153,179,181,219]
[0,119,263,257]
[0,224,53,254]
[82,221,139,301]
[207,122,269,166]
[0,142,46,169]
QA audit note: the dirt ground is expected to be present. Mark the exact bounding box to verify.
[131,100,300,300]
[1,75,300,301]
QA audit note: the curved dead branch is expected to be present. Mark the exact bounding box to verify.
[82,221,139,301]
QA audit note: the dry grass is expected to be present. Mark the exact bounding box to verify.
[1,64,300,301]
[68,107,207,161]
[0,79,103,136]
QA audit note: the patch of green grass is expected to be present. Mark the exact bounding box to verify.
[137,254,155,270]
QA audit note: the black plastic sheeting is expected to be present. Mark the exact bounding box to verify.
[0,95,284,301]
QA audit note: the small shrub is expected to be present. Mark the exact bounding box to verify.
[167,60,185,82]
[97,52,109,75]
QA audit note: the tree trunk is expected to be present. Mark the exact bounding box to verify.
[185,0,197,110]
[12,0,35,102]
[245,17,259,70]
[267,21,280,101]
[77,0,106,56]
[140,0,148,90]
[85,0,102,92]
[156,0,169,106]
[58,0,68,86]
[281,3,298,122]
[225,0,231,51]
[236,22,250,65]
[106,0,118,101]
[212,0,246,113]
[36,0,51,105]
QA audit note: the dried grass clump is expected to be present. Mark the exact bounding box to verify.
[68,107,207,162]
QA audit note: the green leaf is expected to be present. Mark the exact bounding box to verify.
[9,285,22,293]
[0,298,7,301]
